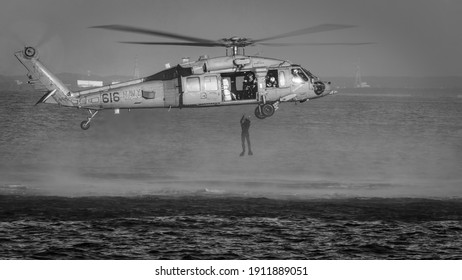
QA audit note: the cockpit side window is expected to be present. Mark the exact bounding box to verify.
[291,68,308,83]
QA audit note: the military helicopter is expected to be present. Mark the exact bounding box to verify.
[14,24,370,130]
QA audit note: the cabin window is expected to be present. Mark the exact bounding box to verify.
[186,77,200,91]
[142,90,156,99]
[204,76,218,91]
[266,69,279,88]
[279,71,286,87]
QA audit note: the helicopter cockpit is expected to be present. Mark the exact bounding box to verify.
[302,67,318,80]
[291,68,308,84]
[289,66,327,96]
[290,66,319,83]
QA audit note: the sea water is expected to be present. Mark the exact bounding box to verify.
[1,88,461,197]
[0,88,461,259]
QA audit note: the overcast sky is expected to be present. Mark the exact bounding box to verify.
[1,0,461,78]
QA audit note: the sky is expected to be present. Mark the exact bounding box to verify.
[0,0,461,78]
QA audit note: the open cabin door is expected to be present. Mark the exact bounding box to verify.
[182,75,221,105]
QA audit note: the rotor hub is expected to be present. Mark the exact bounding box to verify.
[24,47,37,58]
[221,37,254,48]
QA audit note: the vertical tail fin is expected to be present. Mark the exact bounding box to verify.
[14,47,75,107]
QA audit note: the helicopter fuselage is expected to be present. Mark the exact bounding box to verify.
[75,55,333,111]
[15,47,335,129]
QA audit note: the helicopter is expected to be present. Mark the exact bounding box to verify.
[14,24,371,130]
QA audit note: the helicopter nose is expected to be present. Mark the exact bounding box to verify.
[319,81,333,95]
[324,81,338,95]
[313,80,336,96]
[324,81,333,93]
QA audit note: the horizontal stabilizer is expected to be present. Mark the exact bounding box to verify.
[35,89,57,105]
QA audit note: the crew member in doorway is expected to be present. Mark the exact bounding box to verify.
[240,114,253,156]
[266,75,277,87]
[243,72,257,99]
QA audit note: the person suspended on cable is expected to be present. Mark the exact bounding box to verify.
[240,114,253,156]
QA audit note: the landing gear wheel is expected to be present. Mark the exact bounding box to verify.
[80,109,99,130]
[255,106,266,119]
[261,103,275,117]
[80,121,90,130]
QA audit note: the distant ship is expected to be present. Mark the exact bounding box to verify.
[355,65,370,88]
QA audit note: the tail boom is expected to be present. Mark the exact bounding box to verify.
[15,47,75,107]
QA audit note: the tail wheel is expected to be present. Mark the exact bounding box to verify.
[254,106,266,119]
[80,121,90,130]
[261,103,275,117]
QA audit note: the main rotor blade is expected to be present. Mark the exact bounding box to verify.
[253,24,356,43]
[119,41,225,47]
[259,42,376,46]
[90,24,219,45]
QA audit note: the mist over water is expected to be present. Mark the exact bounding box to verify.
[1,88,461,198]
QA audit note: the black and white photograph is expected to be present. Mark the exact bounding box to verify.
[1,0,461,274]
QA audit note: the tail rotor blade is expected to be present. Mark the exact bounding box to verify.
[35,26,56,49]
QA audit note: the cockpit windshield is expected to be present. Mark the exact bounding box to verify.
[302,67,317,80]
[291,68,309,83]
